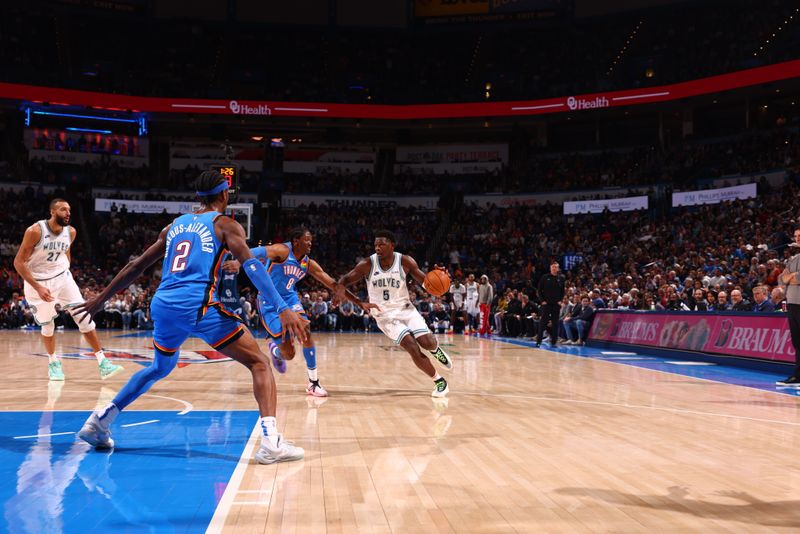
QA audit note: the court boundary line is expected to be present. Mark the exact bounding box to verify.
[206,422,263,533]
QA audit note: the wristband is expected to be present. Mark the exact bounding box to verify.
[242,258,288,314]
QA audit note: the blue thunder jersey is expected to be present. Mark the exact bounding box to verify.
[158,211,228,320]
[217,252,241,312]
[255,242,309,313]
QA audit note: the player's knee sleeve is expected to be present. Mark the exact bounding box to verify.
[40,322,55,336]
[70,309,96,333]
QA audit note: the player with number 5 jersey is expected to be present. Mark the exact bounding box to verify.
[223,227,378,397]
[336,230,454,397]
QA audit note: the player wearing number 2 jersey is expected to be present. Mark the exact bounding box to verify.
[223,227,377,397]
[73,171,308,465]
[336,230,454,397]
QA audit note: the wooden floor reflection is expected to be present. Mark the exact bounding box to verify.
[3,329,800,533]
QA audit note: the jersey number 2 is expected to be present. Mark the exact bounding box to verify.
[171,241,191,272]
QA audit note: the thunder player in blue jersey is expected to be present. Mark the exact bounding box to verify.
[223,227,377,396]
[72,171,308,465]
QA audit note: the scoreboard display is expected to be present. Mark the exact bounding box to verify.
[209,164,238,191]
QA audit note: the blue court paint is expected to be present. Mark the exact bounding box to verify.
[0,410,257,534]
[491,335,800,398]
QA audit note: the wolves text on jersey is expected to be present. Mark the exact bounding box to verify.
[372,277,402,288]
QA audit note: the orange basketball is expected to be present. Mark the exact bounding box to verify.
[424,269,450,297]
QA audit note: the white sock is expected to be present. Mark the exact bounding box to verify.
[260,416,279,448]
[97,403,119,429]
[95,350,106,364]
[48,353,60,364]
[307,368,318,382]
[433,373,442,382]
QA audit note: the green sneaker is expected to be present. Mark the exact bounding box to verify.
[431,347,453,369]
[48,360,65,381]
[98,359,123,380]
[432,377,449,398]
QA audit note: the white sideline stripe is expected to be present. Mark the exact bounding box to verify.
[206,422,263,533]
[13,431,74,440]
[601,351,638,355]
[511,103,564,111]
[612,91,670,101]
[121,419,159,428]
[664,361,716,366]
[274,107,328,112]
[170,104,227,109]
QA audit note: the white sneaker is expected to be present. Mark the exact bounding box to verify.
[432,378,449,398]
[254,435,304,465]
[78,412,114,449]
[306,381,329,397]
[431,347,453,370]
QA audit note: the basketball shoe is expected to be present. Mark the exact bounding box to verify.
[776,376,800,387]
[98,359,123,380]
[306,380,329,397]
[254,435,305,464]
[268,341,286,374]
[432,377,449,398]
[431,346,453,369]
[48,360,65,381]
[78,412,114,449]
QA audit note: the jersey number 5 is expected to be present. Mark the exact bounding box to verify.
[383,290,390,300]
[171,241,191,272]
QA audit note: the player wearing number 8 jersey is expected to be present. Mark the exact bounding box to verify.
[222,228,377,396]
[14,198,123,381]
[336,230,454,397]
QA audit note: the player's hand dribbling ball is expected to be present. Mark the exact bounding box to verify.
[424,269,450,297]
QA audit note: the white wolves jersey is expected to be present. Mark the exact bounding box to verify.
[367,252,411,313]
[465,281,478,302]
[27,220,72,280]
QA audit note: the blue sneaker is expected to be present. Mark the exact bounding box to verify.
[269,341,286,374]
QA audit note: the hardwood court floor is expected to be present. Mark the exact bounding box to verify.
[3,329,800,533]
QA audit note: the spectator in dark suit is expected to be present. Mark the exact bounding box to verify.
[752,285,775,313]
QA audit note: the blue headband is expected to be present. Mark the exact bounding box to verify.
[196,181,228,197]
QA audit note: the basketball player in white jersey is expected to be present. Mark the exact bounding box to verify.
[336,230,453,397]
[449,277,466,332]
[464,273,479,334]
[13,198,123,381]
